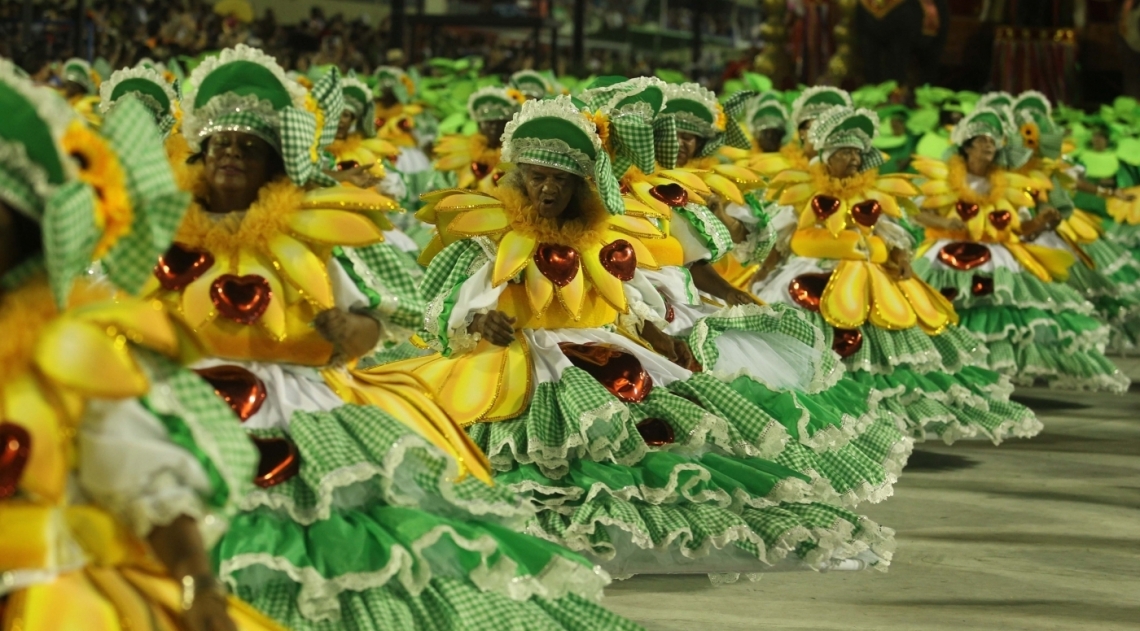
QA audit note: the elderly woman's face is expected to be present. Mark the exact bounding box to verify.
[336,109,356,140]
[203,131,277,206]
[521,164,578,218]
[826,147,862,179]
[676,131,703,166]
[757,128,783,153]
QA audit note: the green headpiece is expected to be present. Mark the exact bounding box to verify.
[951,106,1032,169]
[0,62,190,304]
[62,58,98,95]
[501,96,623,214]
[99,64,180,137]
[340,72,376,137]
[183,45,340,186]
[373,66,414,105]
[746,92,790,136]
[915,85,955,109]
[581,76,672,178]
[660,82,753,162]
[851,81,897,110]
[872,104,910,150]
[808,106,884,172]
[975,91,1014,114]
[510,70,557,100]
[791,86,852,126]
[467,86,524,123]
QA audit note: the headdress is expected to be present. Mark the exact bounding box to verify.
[62,58,98,95]
[659,82,753,163]
[467,86,525,123]
[0,63,189,304]
[579,76,672,177]
[951,105,1033,169]
[99,64,180,137]
[807,106,884,172]
[746,92,790,137]
[1012,90,1063,158]
[181,45,340,186]
[501,96,623,214]
[790,86,853,127]
[340,71,376,136]
[509,70,557,100]
[373,66,416,104]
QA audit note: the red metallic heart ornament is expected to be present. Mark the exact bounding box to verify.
[971,275,994,296]
[0,423,31,499]
[955,201,980,221]
[831,328,864,358]
[154,243,215,291]
[937,242,992,271]
[337,160,361,171]
[252,437,301,488]
[534,244,580,287]
[811,195,842,221]
[194,365,268,422]
[788,273,832,312]
[210,275,272,324]
[988,210,1012,230]
[636,418,675,446]
[600,240,637,281]
[559,343,654,403]
[397,118,413,132]
[471,162,491,180]
[650,183,688,207]
[851,199,882,227]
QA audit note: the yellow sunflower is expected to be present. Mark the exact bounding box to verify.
[61,121,132,258]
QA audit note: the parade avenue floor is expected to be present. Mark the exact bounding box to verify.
[605,359,1140,631]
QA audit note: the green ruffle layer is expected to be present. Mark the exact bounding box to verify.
[1064,239,1140,352]
[913,260,1093,313]
[465,369,895,571]
[214,403,619,628]
[793,311,1041,444]
[233,575,643,631]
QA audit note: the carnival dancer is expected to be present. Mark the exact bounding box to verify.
[912,105,1130,391]
[147,46,641,630]
[0,63,281,631]
[391,95,896,579]
[432,86,526,192]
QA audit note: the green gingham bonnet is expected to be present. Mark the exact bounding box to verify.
[373,66,413,104]
[791,86,853,127]
[467,86,523,123]
[951,105,1032,169]
[658,82,753,165]
[341,72,376,137]
[62,58,97,94]
[182,45,341,186]
[99,64,180,137]
[1013,90,1064,159]
[808,106,884,172]
[501,95,624,214]
[747,92,790,136]
[0,62,189,304]
[510,70,556,100]
[580,76,672,178]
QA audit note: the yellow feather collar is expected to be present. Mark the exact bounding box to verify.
[175,178,306,264]
[947,155,1009,207]
[808,163,879,200]
[492,183,611,252]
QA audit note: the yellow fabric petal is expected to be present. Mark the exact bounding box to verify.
[1004,243,1055,282]
[778,182,814,206]
[180,261,227,330]
[873,175,920,197]
[556,263,586,320]
[72,299,179,358]
[825,200,848,237]
[912,157,948,179]
[711,164,763,186]
[6,572,125,631]
[607,214,664,239]
[301,185,400,213]
[493,231,537,287]
[967,212,987,241]
[417,233,445,267]
[820,260,871,328]
[35,319,149,398]
[267,233,334,310]
[287,209,386,246]
[435,154,473,170]
[525,259,555,315]
[748,153,794,175]
[447,208,510,236]
[919,179,952,196]
[1,374,68,502]
[770,169,813,185]
[867,264,917,330]
[433,192,503,212]
[622,194,668,218]
[703,173,745,205]
[657,169,712,195]
[582,243,628,312]
[897,277,954,334]
[864,188,901,218]
[1021,243,1077,281]
[921,193,959,210]
[630,181,672,215]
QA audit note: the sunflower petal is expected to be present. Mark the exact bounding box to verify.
[912,157,948,179]
[288,209,386,245]
[820,260,870,328]
[778,182,814,206]
[703,173,745,205]
[897,277,953,334]
[433,192,503,212]
[623,194,668,218]
[301,186,400,213]
[631,181,672,214]
[73,298,179,357]
[524,259,555,316]
[711,164,763,186]
[556,264,586,320]
[181,262,227,329]
[873,176,920,197]
[866,264,917,330]
[1,373,67,502]
[658,169,712,195]
[865,188,902,218]
[36,319,149,398]
[493,231,537,287]
[447,208,511,236]
[268,233,334,309]
[607,214,663,239]
[582,243,628,312]
[748,154,794,175]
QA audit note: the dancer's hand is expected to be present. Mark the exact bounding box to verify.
[469,310,516,346]
[886,248,914,280]
[724,287,756,306]
[330,164,382,188]
[316,309,382,360]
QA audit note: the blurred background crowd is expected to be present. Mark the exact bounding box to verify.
[2,0,1139,107]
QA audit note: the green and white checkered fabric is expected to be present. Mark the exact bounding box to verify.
[673,203,734,262]
[310,67,344,152]
[0,163,39,218]
[99,97,190,295]
[278,106,322,186]
[517,148,585,176]
[206,110,280,147]
[653,115,679,169]
[609,114,656,178]
[42,181,98,305]
[336,243,426,332]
